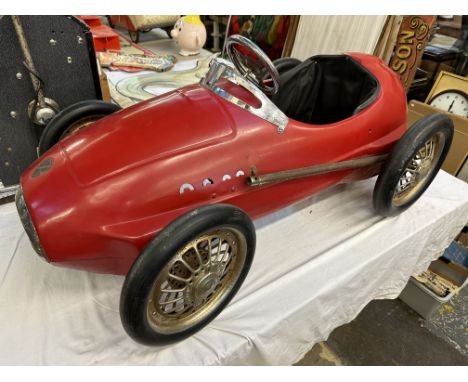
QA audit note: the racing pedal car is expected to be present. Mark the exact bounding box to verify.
[16,35,453,345]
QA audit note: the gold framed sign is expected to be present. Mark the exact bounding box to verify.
[389,16,436,90]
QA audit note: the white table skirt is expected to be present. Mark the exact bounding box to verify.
[1,171,467,365]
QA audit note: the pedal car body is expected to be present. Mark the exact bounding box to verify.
[16,35,453,345]
[17,51,406,274]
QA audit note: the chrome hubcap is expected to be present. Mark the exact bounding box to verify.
[392,133,444,206]
[59,115,103,140]
[147,228,247,334]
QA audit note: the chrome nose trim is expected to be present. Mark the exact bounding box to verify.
[15,187,46,258]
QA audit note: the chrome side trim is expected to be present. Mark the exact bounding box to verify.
[248,155,388,187]
[200,58,288,134]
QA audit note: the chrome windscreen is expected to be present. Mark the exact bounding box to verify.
[200,57,288,134]
[15,187,45,258]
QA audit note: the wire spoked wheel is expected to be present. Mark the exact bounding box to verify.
[59,115,104,140]
[373,113,453,217]
[147,227,247,334]
[120,204,256,346]
[392,133,444,207]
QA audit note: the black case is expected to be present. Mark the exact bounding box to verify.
[0,15,102,187]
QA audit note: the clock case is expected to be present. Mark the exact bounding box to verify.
[425,70,468,106]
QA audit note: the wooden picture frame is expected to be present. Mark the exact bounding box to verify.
[388,16,437,90]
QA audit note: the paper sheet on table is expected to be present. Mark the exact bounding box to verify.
[105,59,198,87]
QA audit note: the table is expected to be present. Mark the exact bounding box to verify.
[1,171,467,365]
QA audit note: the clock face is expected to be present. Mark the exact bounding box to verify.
[429,90,468,118]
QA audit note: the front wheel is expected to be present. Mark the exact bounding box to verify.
[120,204,256,346]
[373,113,454,217]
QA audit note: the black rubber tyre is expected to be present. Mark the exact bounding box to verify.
[129,30,140,43]
[106,16,114,29]
[373,113,454,217]
[38,100,121,156]
[273,57,302,75]
[164,26,173,39]
[120,204,256,346]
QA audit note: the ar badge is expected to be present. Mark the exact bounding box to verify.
[32,157,54,178]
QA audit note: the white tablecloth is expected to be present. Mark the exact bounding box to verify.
[1,171,467,365]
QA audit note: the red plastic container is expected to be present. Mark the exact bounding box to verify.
[78,15,102,28]
[90,25,120,52]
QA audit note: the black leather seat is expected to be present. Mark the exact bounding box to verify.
[272,55,379,125]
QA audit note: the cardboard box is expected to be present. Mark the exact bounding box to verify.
[399,258,468,319]
[407,100,468,177]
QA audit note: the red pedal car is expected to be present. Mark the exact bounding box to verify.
[16,35,453,345]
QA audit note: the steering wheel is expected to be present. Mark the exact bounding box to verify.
[225,34,280,96]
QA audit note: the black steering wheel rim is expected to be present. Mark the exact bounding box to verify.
[225,34,280,96]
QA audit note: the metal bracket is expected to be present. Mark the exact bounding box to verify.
[28,97,60,126]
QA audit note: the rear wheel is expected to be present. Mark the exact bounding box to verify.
[163,26,173,39]
[373,113,454,217]
[120,204,256,345]
[106,16,114,29]
[129,30,140,43]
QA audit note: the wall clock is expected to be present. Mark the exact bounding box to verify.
[428,89,468,118]
[425,71,468,119]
